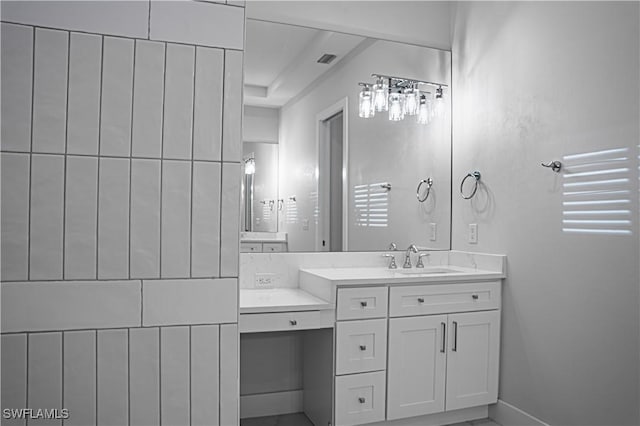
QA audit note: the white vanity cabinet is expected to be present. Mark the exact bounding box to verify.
[387,282,501,421]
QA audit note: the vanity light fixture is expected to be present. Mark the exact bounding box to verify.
[244,157,256,175]
[357,73,447,124]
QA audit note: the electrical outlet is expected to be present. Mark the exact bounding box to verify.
[430,223,437,241]
[302,219,310,231]
[255,273,275,288]
[468,223,478,244]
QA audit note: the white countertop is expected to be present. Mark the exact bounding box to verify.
[299,265,505,286]
[239,288,332,314]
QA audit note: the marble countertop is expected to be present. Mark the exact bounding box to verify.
[239,288,332,314]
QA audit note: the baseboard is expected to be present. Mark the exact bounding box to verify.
[489,399,549,426]
[240,390,303,419]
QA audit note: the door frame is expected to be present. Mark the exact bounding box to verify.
[315,97,349,251]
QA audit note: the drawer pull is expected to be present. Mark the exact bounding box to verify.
[440,322,446,353]
[289,320,297,326]
[472,294,479,300]
[359,345,367,351]
[417,297,425,303]
[360,301,368,307]
[358,397,366,404]
[452,321,458,351]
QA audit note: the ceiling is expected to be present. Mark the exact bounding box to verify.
[244,19,367,108]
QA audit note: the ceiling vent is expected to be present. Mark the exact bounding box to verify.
[317,53,337,64]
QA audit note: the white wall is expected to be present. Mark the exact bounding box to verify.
[451,2,639,425]
[246,0,452,50]
[1,1,244,424]
[279,40,451,252]
[244,105,279,143]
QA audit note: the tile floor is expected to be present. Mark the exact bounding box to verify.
[240,413,502,426]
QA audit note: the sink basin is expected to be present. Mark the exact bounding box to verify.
[394,267,459,275]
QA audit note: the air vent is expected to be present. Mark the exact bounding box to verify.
[317,53,337,64]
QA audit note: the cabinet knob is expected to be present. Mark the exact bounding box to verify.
[472,294,479,300]
[417,297,425,303]
[358,397,366,404]
[360,301,368,307]
[359,345,366,351]
[289,320,297,326]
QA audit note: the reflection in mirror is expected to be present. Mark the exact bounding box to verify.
[242,19,452,253]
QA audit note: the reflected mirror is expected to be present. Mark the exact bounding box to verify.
[241,19,452,253]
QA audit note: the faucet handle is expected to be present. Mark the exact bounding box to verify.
[382,253,397,269]
[416,252,430,268]
[388,242,397,251]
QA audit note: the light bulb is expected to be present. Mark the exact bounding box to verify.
[435,86,445,117]
[417,94,430,124]
[373,77,389,112]
[403,83,419,116]
[388,89,405,121]
[358,85,375,118]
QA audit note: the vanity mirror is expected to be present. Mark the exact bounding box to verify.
[242,19,452,252]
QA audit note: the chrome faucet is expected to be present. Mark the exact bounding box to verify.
[382,253,397,269]
[416,252,430,268]
[403,244,419,268]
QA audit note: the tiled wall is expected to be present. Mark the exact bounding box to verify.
[1,1,244,425]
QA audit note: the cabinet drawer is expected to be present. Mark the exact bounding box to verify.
[240,242,262,253]
[389,281,501,317]
[262,242,285,252]
[239,310,334,333]
[335,371,386,426]
[336,319,387,375]
[337,287,388,320]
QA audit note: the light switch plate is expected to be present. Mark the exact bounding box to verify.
[430,223,437,241]
[468,223,478,244]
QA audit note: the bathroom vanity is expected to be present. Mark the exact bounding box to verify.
[239,251,505,426]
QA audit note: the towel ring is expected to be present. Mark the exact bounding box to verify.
[416,178,433,202]
[460,171,481,199]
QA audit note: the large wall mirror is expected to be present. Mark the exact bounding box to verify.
[241,19,452,253]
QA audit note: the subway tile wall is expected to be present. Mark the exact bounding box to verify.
[1,1,244,424]
[0,23,242,282]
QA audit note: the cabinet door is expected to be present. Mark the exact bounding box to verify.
[335,319,387,375]
[387,315,447,420]
[446,310,500,411]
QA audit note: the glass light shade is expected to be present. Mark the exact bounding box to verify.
[403,85,419,116]
[388,90,405,121]
[435,87,445,117]
[358,86,375,118]
[244,158,255,175]
[417,96,431,124]
[373,78,389,112]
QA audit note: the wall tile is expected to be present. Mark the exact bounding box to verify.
[100,37,134,157]
[142,278,237,327]
[28,332,62,426]
[192,161,221,277]
[130,327,160,426]
[67,32,102,156]
[30,154,64,280]
[191,325,220,426]
[220,323,239,426]
[0,1,149,39]
[32,28,68,154]
[1,281,141,333]
[193,47,223,161]
[65,156,98,279]
[131,40,165,158]
[98,157,130,279]
[1,334,27,426]
[160,326,190,426]
[130,159,161,279]
[163,43,194,160]
[97,329,128,426]
[1,153,30,281]
[161,160,191,278]
[220,163,241,277]
[63,330,96,426]
[222,50,243,162]
[1,23,33,152]
[149,0,244,50]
